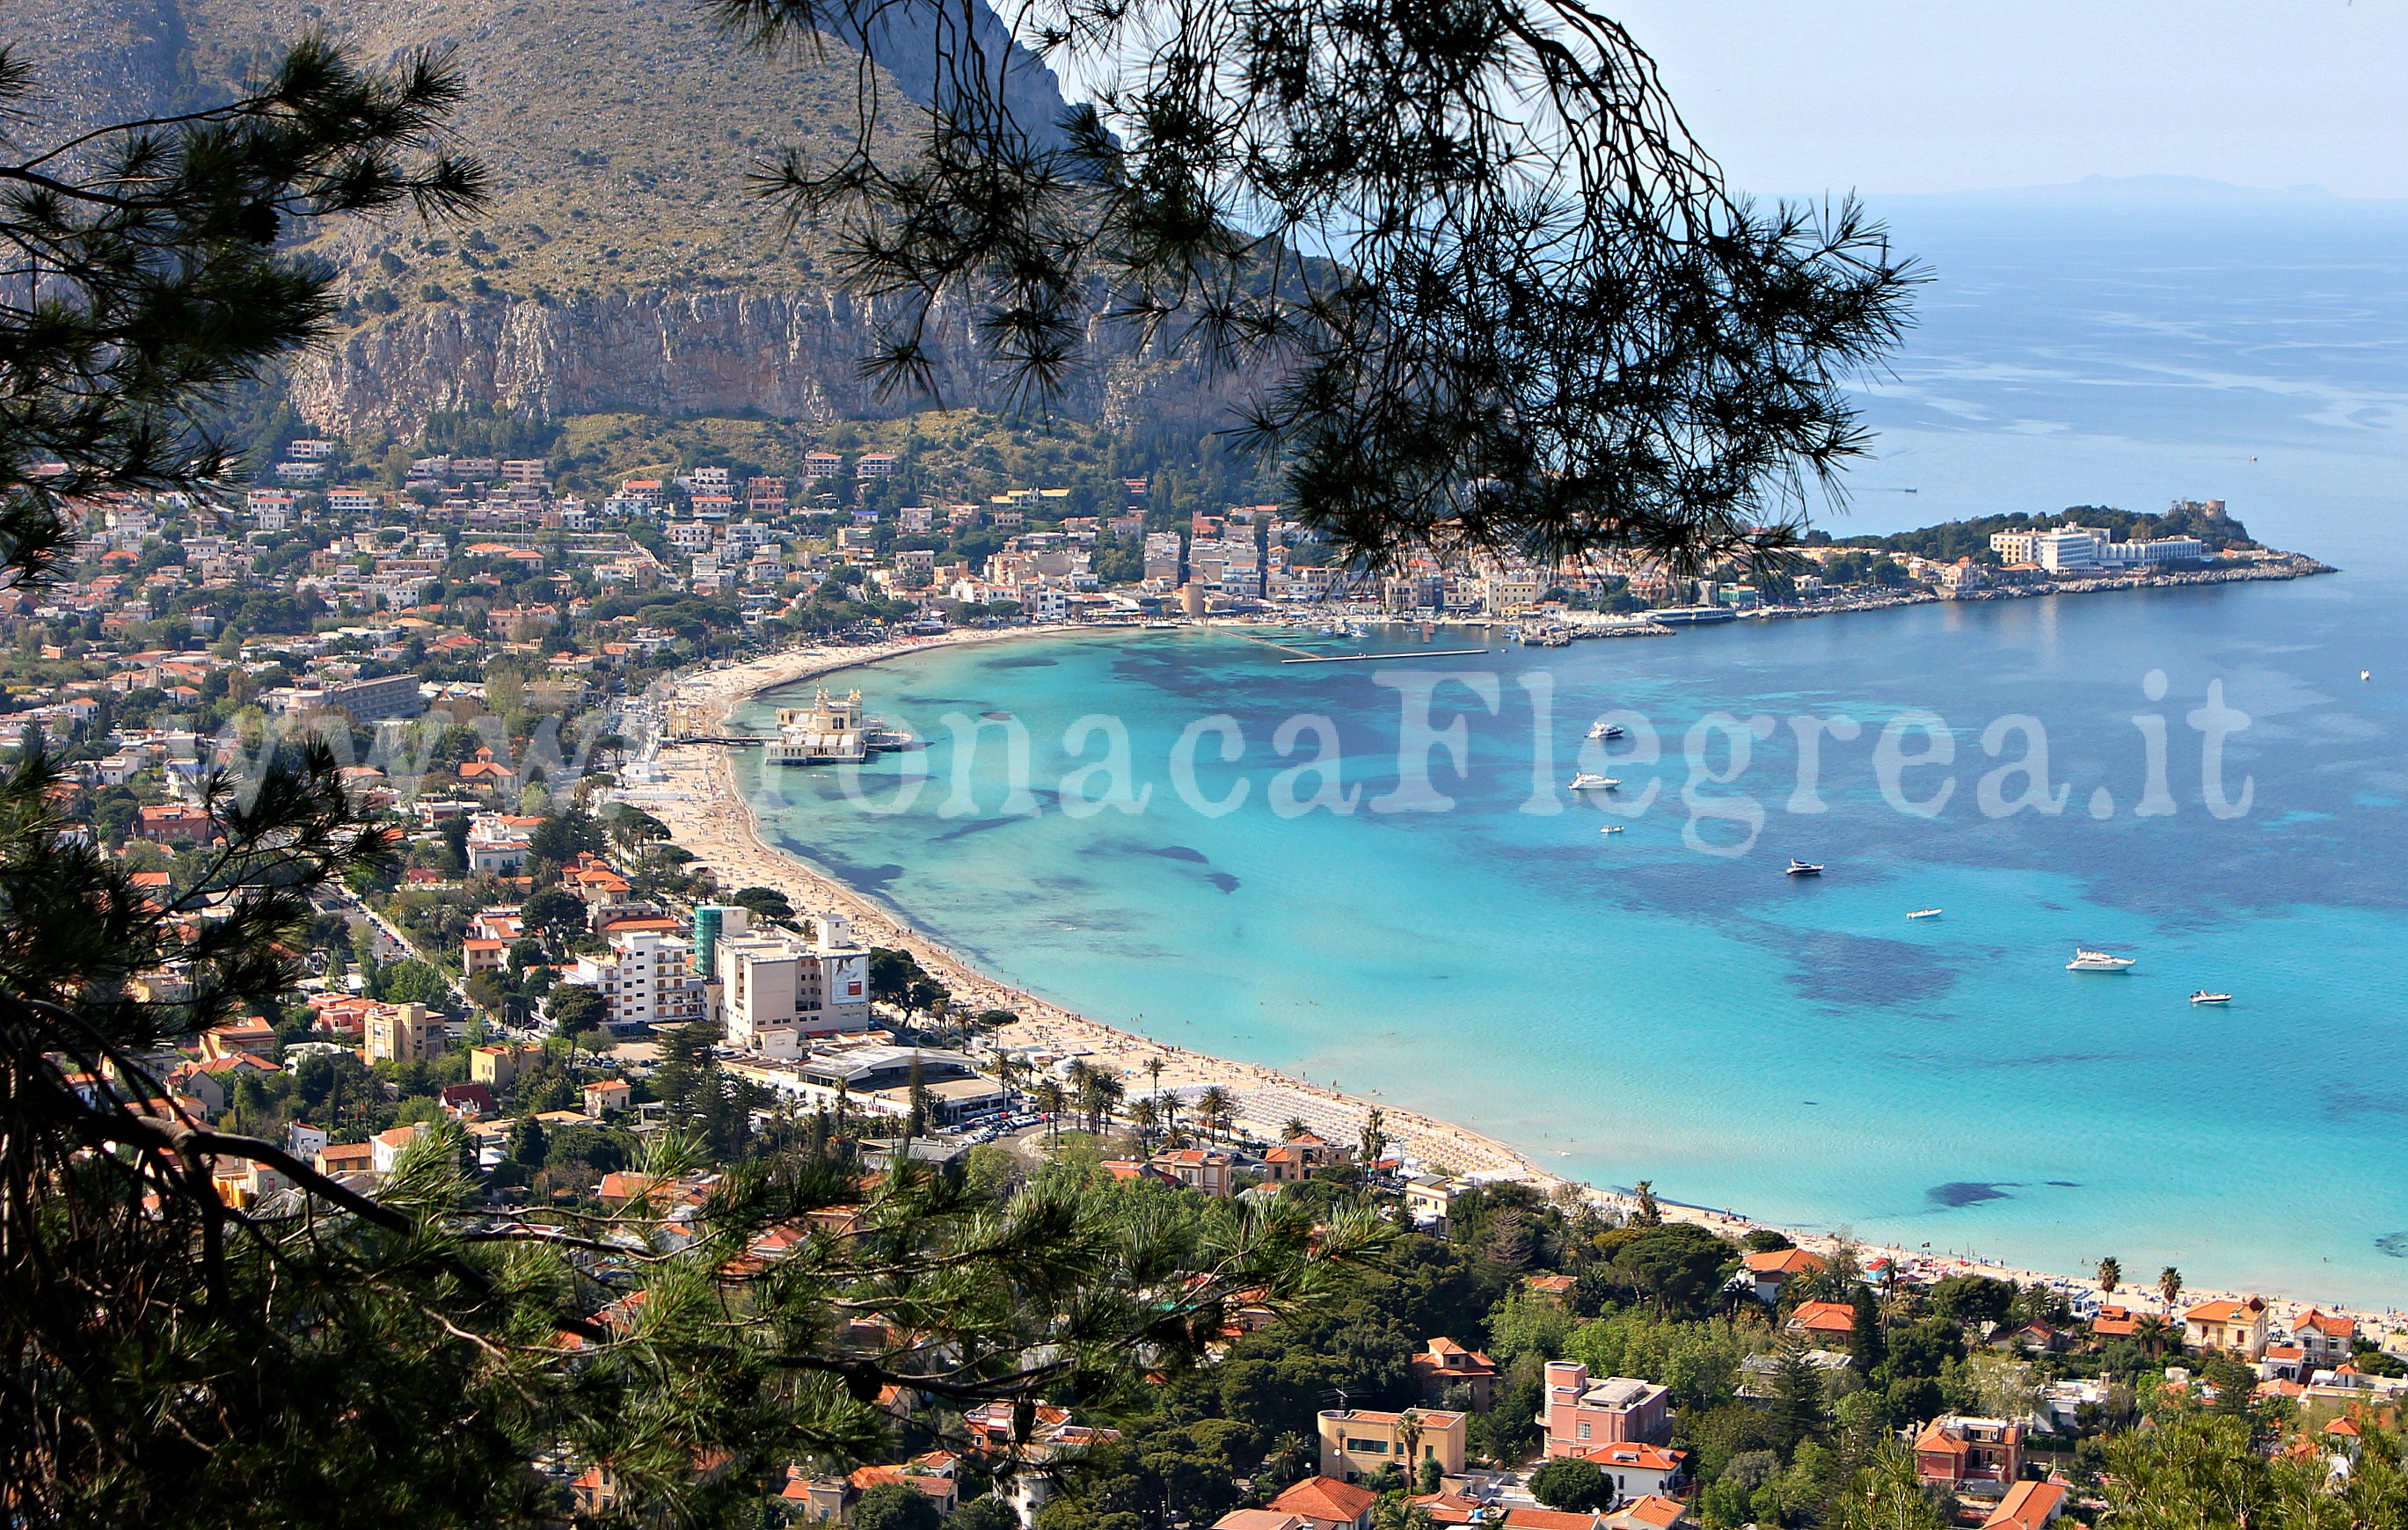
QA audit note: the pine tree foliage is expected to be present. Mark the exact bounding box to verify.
[719,0,1920,572]
[0,36,1392,1527]
[0,36,485,585]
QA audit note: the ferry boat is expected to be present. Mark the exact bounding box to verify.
[1907,908,1943,920]
[2190,990,2233,1005]
[2067,949,2137,972]
[1568,773,1620,790]
[1653,605,1738,625]
[1587,721,1627,740]
[1785,859,1823,876]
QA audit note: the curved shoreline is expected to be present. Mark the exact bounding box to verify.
[636,633,2405,1337]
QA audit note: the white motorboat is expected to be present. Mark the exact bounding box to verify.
[1907,908,1943,920]
[1786,859,1823,876]
[1568,773,1620,790]
[1587,721,1627,740]
[2067,949,2137,972]
[2190,990,2233,1004]
[1599,825,1625,835]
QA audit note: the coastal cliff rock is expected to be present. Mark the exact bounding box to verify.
[1,0,1222,439]
[288,289,1238,436]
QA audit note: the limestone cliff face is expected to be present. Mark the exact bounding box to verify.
[290,288,1240,436]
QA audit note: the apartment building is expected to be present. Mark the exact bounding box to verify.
[718,914,872,1056]
[563,927,708,1032]
[365,1002,447,1066]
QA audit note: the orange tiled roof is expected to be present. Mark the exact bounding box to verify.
[1270,1477,1377,1525]
[1791,1300,1858,1334]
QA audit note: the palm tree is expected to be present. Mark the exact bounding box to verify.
[1396,1410,1424,1483]
[1284,1116,1311,1140]
[2096,1256,2121,1302]
[2158,1266,2183,1314]
[1130,1096,1161,1149]
[2133,1313,2171,1359]
[1076,1071,1124,1134]
[1032,1078,1067,1140]
[1197,1085,1233,1144]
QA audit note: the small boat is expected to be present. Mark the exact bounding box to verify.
[2190,990,2233,1005]
[1785,859,1823,877]
[1587,721,1627,740]
[1568,773,1619,790]
[1907,908,1943,920]
[2363,670,2374,682]
[1599,825,1625,835]
[2067,949,2137,972]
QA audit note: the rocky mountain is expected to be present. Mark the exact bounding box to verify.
[4,0,1209,441]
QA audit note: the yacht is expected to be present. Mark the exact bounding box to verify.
[2067,949,2137,972]
[2190,990,2233,1005]
[1785,859,1823,876]
[1587,721,1627,740]
[1568,773,1620,790]
[1907,908,1943,920]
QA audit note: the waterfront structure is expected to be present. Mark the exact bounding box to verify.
[1317,1406,1466,1483]
[718,914,872,1054]
[724,1043,1003,1126]
[1541,1361,1673,1452]
[1991,525,2207,572]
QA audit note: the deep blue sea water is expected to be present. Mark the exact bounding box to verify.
[736,193,2408,1307]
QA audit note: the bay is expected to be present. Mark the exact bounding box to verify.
[736,191,2408,1306]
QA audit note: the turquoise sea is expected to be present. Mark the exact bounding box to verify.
[735,192,2408,1307]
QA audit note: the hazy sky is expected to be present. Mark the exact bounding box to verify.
[1599,1,2408,199]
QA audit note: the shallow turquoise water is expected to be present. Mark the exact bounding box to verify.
[734,194,2408,1306]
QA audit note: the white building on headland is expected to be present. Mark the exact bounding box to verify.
[719,914,872,1057]
[1990,525,2207,572]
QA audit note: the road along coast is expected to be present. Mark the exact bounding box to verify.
[634,636,2406,1341]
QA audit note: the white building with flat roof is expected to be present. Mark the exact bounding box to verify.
[719,914,872,1056]
[563,927,707,1033]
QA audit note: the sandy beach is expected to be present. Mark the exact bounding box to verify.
[631,634,2407,1340]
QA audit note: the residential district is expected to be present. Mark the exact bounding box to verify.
[11,441,2375,1526]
